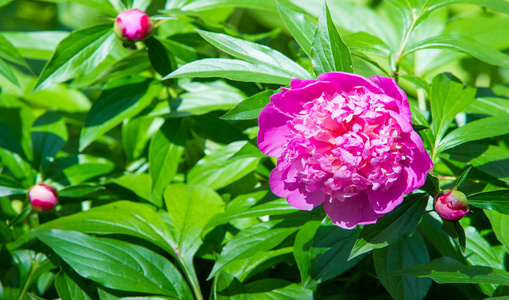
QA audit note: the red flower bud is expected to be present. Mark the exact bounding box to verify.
[434,189,469,221]
[114,9,152,42]
[28,183,59,212]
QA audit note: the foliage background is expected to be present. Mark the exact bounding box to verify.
[2,0,509,299]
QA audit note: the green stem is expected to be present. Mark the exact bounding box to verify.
[17,256,41,300]
[175,250,203,300]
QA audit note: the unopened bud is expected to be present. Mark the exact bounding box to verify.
[434,189,469,221]
[28,183,59,212]
[114,9,152,42]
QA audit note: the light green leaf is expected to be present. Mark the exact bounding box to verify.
[34,24,116,91]
[1,31,68,60]
[349,193,429,260]
[437,116,509,153]
[187,141,259,190]
[0,58,19,86]
[122,116,164,162]
[164,58,294,85]
[221,90,273,120]
[485,210,509,253]
[34,230,192,299]
[404,36,509,69]
[108,173,151,201]
[277,1,314,57]
[311,2,353,75]
[181,0,276,11]
[23,84,91,113]
[79,79,162,151]
[197,30,313,80]
[0,34,28,67]
[374,233,431,300]
[245,279,313,300]
[149,118,187,204]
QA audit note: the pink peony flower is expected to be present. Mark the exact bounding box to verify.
[258,72,433,229]
[28,183,59,212]
[434,189,469,221]
[114,9,152,42]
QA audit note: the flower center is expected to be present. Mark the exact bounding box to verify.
[281,87,409,200]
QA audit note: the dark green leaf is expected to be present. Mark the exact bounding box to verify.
[441,220,466,252]
[79,79,162,151]
[294,219,361,288]
[221,90,273,120]
[34,230,192,299]
[468,190,509,214]
[122,116,164,162]
[393,257,509,286]
[420,173,441,197]
[31,111,68,171]
[311,2,353,74]
[54,272,93,300]
[34,24,116,91]
[144,36,177,77]
[149,118,187,205]
[349,193,429,260]
[58,184,105,199]
[0,174,25,197]
[373,233,431,300]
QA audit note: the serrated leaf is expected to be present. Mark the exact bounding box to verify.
[373,233,431,300]
[164,58,294,85]
[221,90,273,120]
[393,257,509,286]
[197,30,313,80]
[277,1,314,57]
[34,24,116,91]
[349,193,429,260]
[79,79,161,151]
[311,2,353,74]
[34,230,192,299]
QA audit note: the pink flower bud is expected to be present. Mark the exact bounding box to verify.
[114,9,152,42]
[28,183,59,212]
[434,189,469,221]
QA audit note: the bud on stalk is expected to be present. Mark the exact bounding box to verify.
[434,189,469,221]
[114,9,152,42]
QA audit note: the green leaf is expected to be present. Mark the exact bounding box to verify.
[373,233,431,300]
[468,190,509,214]
[277,1,314,57]
[1,31,68,60]
[344,31,391,57]
[404,36,509,70]
[144,36,177,77]
[34,230,192,299]
[181,0,277,12]
[34,24,116,91]
[294,219,362,288]
[187,141,260,190]
[208,219,300,280]
[79,79,162,151]
[437,116,509,153]
[122,117,164,162]
[54,272,93,300]
[311,2,353,74]
[393,257,509,286]
[164,58,294,85]
[441,220,466,252]
[58,184,105,199]
[420,173,441,197]
[38,0,116,15]
[429,73,476,157]
[206,192,298,229]
[418,215,466,263]
[133,0,151,10]
[24,84,92,113]
[221,90,273,120]
[485,210,509,253]
[244,279,313,300]
[455,166,472,188]
[52,155,115,185]
[31,111,68,171]
[149,118,187,205]
[349,193,429,260]
[0,58,19,86]
[0,174,26,197]
[0,34,28,68]
[196,30,313,80]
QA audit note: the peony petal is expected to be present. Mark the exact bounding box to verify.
[286,188,327,211]
[271,80,339,116]
[404,132,434,193]
[257,104,292,157]
[324,192,383,229]
[319,72,382,94]
[367,170,407,214]
[370,75,412,122]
